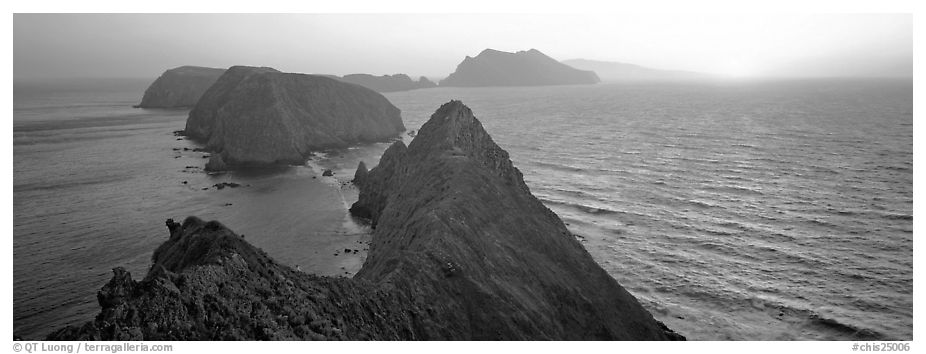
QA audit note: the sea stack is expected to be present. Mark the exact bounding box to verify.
[47,101,682,340]
[135,66,226,108]
[184,66,405,168]
[440,49,600,87]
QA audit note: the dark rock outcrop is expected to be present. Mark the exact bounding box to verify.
[440,49,600,87]
[135,66,226,108]
[352,161,368,186]
[48,101,682,341]
[338,74,437,92]
[184,66,405,168]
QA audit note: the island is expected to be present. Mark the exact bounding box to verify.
[47,101,683,340]
[135,66,226,108]
[338,73,436,92]
[562,59,709,82]
[439,49,600,87]
[183,66,405,170]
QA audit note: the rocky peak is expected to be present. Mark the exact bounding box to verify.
[407,100,526,187]
[347,101,681,339]
[149,216,271,277]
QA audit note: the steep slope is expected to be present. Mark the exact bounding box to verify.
[339,74,436,92]
[135,66,226,108]
[48,101,682,340]
[562,59,709,82]
[349,100,677,339]
[440,49,599,87]
[184,66,405,168]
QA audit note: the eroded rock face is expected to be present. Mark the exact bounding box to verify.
[184,66,405,168]
[135,66,226,108]
[440,49,600,87]
[48,101,682,341]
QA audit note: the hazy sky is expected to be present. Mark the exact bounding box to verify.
[13,13,912,80]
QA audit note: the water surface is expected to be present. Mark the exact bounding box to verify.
[13,78,913,340]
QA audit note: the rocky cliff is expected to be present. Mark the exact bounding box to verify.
[135,66,226,108]
[48,101,682,340]
[440,49,600,87]
[339,73,437,92]
[184,66,405,168]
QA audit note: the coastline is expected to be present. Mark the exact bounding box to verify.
[13,79,913,340]
[45,101,684,340]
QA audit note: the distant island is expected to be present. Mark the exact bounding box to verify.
[337,73,436,92]
[440,49,600,87]
[47,101,683,340]
[562,59,709,82]
[135,66,226,108]
[183,66,405,170]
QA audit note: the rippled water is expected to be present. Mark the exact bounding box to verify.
[13,79,912,340]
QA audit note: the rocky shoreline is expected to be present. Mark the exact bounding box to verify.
[48,101,683,340]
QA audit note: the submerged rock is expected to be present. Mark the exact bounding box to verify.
[48,101,682,340]
[135,66,226,108]
[212,182,241,190]
[184,66,405,168]
[440,49,600,87]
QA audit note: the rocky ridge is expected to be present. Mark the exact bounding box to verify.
[48,101,682,340]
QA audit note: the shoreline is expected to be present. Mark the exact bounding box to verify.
[13,80,913,340]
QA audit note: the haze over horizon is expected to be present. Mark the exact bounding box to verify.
[14,13,912,81]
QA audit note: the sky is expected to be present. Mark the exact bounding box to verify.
[13,13,913,80]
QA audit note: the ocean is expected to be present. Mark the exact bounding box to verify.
[12,78,912,340]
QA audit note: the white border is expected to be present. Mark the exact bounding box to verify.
[4,1,920,353]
